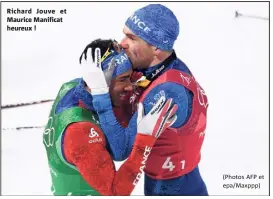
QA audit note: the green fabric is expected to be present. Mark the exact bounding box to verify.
[43,80,101,196]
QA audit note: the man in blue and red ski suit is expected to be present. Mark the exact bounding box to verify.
[91,4,209,196]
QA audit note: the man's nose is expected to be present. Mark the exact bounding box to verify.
[120,37,129,49]
[124,84,133,92]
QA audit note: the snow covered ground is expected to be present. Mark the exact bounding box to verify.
[1,2,269,196]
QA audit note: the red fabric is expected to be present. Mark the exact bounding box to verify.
[130,71,143,83]
[63,121,155,195]
[139,69,208,179]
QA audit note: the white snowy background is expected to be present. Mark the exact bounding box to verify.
[1,1,269,196]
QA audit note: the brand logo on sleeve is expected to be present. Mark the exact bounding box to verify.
[89,128,102,143]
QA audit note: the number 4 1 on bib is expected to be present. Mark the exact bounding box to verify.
[162,157,186,171]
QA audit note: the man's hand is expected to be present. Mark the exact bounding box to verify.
[80,47,109,95]
[137,96,178,138]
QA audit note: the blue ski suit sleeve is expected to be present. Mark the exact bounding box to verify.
[92,93,137,161]
[92,81,191,161]
[140,82,191,128]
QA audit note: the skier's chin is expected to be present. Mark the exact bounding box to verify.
[112,93,127,108]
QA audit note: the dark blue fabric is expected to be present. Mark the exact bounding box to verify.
[125,4,179,51]
[112,50,132,78]
[55,78,95,114]
[144,166,208,196]
[101,50,132,79]
[92,93,138,161]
